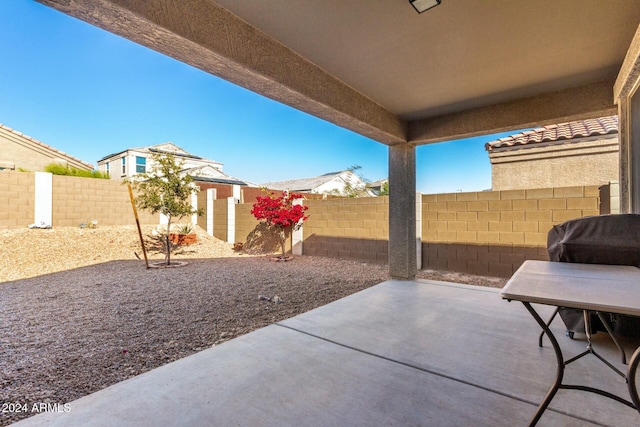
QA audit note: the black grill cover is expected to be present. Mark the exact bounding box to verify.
[548,214,640,266]
[547,214,640,338]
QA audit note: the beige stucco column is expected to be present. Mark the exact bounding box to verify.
[388,144,417,279]
[615,24,640,213]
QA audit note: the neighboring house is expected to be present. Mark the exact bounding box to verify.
[0,123,94,172]
[186,164,251,186]
[97,142,250,186]
[485,116,619,191]
[263,170,375,196]
[98,142,221,179]
[367,179,389,196]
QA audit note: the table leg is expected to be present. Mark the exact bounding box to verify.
[628,346,640,415]
[523,302,564,427]
[595,311,627,365]
[523,303,637,425]
[538,306,559,347]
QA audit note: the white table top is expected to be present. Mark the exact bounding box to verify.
[500,260,640,317]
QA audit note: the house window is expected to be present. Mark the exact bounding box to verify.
[105,163,110,175]
[121,157,126,175]
[135,156,146,174]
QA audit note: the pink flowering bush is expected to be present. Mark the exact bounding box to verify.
[251,191,309,258]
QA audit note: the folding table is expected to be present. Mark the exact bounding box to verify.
[500,260,640,426]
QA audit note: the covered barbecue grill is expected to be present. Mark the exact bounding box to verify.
[547,214,640,339]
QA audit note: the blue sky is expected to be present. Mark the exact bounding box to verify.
[1,0,517,194]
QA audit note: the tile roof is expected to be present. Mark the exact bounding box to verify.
[485,116,618,151]
[0,123,95,169]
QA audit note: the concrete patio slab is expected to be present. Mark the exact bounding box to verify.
[12,280,640,426]
[282,279,640,426]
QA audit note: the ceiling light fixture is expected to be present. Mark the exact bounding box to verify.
[409,0,442,14]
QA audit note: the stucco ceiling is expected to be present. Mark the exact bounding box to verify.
[38,0,640,146]
[214,0,640,121]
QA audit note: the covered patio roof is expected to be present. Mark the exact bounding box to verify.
[36,0,640,146]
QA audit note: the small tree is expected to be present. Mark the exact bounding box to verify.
[250,190,309,259]
[128,153,202,265]
[325,165,372,198]
[379,181,389,196]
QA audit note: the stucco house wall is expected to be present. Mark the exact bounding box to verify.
[486,116,619,191]
[0,124,94,172]
[314,173,360,194]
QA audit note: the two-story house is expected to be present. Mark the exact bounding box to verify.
[97,142,224,178]
[97,142,255,200]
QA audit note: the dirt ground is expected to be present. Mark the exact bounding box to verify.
[0,226,506,425]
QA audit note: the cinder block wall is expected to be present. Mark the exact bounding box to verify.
[1,172,614,278]
[52,175,157,227]
[235,203,258,243]
[422,185,606,277]
[0,171,35,228]
[302,197,388,263]
[213,199,228,241]
[235,203,289,253]
[0,172,159,229]
[197,190,208,231]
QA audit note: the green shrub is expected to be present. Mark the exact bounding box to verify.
[176,223,194,234]
[44,163,109,179]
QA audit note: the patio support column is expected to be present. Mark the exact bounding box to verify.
[618,97,640,213]
[619,98,630,212]
[614,24,640,213]
[618,95,640,213]
[388,144,417,279]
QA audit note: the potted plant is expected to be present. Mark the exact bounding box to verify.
[169,223,197,245]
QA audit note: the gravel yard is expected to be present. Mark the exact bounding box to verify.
[0,226,505,425]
